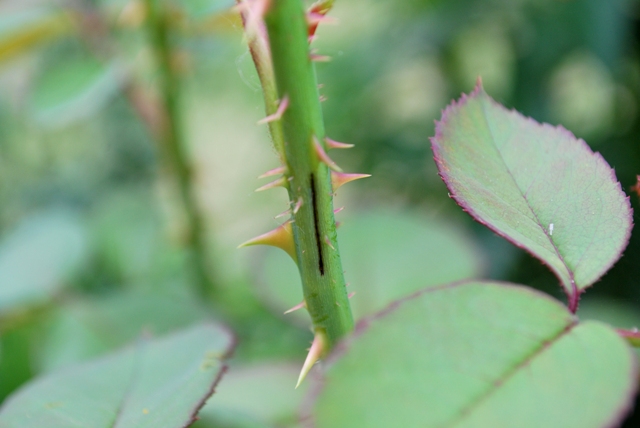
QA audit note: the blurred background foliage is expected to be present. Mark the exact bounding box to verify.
[1,0,640,426]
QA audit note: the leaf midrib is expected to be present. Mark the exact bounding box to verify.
[444,319,578,428]
[476,96,577,299]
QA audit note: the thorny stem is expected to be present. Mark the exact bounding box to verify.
[261,0,354,348]
[145,0,214,299]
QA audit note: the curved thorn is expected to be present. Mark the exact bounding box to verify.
[310,53,331,62]
[296,331,327,388]
[258,166,286,179]
[238,222,296,261]
[325,138,354,150]
[274,208,292,219]
[257,95,289,125]
[331,172,370,191]
[256,177,286,192]
[284,300,307,314]
[348,292,356,299]
[313,137,342,172]
[334,206,344,214]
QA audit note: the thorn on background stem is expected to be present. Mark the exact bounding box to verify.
[257,95,289,124]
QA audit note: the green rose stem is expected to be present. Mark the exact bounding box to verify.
[238,0,368,386]
[144,0,214,299]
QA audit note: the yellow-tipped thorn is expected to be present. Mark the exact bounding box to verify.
[334,206,344,214]
[331,172,370,191]
[238,222,296,261]
[296,332,327,389]
[348,292,356,299]
[257,95,289,125]
[325,138,354,150]
[284,300,306,314]
[313,137,342,172]
[255,177,287,192]
[258,166,286,179]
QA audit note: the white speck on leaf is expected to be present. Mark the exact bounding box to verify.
[549,223,554,236]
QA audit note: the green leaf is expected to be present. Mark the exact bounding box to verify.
[0,323,234,428]
[35,291,211,373]
[309,281,637,428]
[0,210,88,315]
[29,56,123,127]
[259,211,483,323]
[430,83,632,311]
[197,362,309,427]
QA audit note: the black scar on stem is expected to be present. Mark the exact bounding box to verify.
[310,174,325,275]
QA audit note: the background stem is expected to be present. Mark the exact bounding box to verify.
[145,0,214,299]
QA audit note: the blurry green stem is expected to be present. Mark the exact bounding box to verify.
[144,0,213,298]
[236,4,286,160]
[264,0,354,348]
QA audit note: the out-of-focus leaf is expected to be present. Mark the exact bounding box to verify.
[0,7,74,63]
[197,362,308,427]
[35,291,211,373]
[0,323,234,428]
[0,210,88,315]
[259,210,483,324]
[90,190,182,284]
[0,325,35,402]
[430,83,632,310]
[194,409,273,428]
[308,281,637,428]
[29,56,124,127]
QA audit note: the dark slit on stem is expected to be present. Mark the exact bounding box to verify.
[310,174,325,275]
